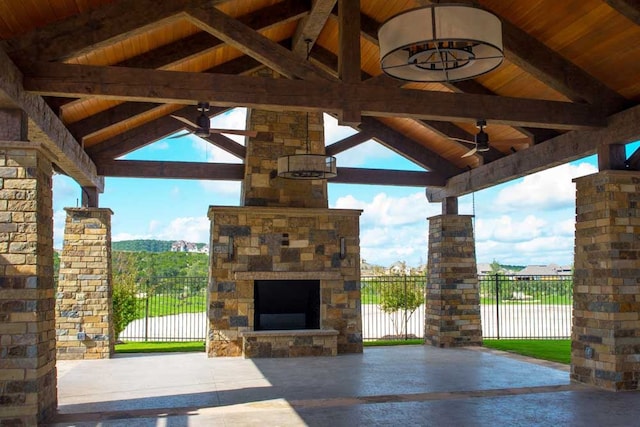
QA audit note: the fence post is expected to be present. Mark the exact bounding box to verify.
[144,281,150,342]
[404,275,408,341]
[495,274,500,340]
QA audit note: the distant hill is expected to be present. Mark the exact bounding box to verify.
[112,239,174,252]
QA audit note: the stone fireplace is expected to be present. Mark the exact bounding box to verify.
[207,86,362,357]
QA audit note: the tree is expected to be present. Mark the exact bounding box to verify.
[490,259,503,275]
[379,278,425,338]
[112,252,139,341]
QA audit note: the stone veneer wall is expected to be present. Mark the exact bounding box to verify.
[572,170,640,390]
[425,214,482,347]
[242,69,328,209]
[207,206,362,357]
[0,146,57,425]
[56,208,114,359]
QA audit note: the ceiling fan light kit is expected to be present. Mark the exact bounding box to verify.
[378,4,504,82]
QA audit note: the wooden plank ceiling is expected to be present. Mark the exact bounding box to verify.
[0,0,638,199]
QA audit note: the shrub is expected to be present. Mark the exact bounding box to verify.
[379,279,425,337]
[112,253,139,340]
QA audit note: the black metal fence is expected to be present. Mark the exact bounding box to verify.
[479,274,573,339]
[118,276,208,342]
[116,274,573,342]
[361,275,426,341]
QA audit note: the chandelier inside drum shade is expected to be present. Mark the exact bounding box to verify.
[378,5,504,82]
[276,112,337,180]
[277,153,337,179]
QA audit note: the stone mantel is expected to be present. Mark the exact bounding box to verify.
[208,205,362,218]
[234,271,343,280]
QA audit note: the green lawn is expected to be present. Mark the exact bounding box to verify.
[364,339,423,347]
[483,339,570,364]
[115,341,205,353]
[135,294,206,319]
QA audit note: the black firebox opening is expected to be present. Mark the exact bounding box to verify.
[254,280,320,330]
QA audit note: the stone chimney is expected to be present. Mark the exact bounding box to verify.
[241,69,328,208]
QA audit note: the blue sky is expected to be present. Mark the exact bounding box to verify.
[53,108,639,268]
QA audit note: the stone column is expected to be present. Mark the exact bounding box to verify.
[425,214,482,347]
[572,170,640,390]
[56,208,114,359]
[0,143,57,425]
[242,69,329,209]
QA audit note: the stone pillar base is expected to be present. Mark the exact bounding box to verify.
[572,170,640,390]
[0,144,57,425]
[425,215,482,348]
[56,208,114,360]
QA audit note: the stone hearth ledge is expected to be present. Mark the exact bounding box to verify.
[233,271,342,280]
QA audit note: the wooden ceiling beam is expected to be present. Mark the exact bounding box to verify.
[602,0,640,26]
[204,134,246,160]
[86,105,228,160]
[416,0,628,115]
[2,0,225,62]
[352,9,560,144]
[331,167,446,187]
[185,3,333,82]
[120,0,308,70]
[68,54,263,141]
[95,159,245,180]
[59,2,303,116]
[0,49,102,190]
[292,0,336,56]
[336,8,558,145]
[312,45,500,162]
[359,117,463,177]
[23,63,605,130]
[337,0,361,125]
[426,104,640,201]
[325,131,374,156]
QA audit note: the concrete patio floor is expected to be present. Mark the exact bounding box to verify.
[47,345,640,426]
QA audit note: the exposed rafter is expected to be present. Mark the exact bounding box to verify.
[325,131,374,156]
[0,49,102,190]
[602,0,640,26]
[340,8,560,144]
[2,0,223,62]
[426,104,640,201]
[87,105,229,160]
[185,3,333,81]
[95,160,445,187]
[23,63,605,130]
[291,0,336,56]
[95,159,245,180]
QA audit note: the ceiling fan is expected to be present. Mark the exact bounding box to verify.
[449,120,530,158]
[170,102,258,139]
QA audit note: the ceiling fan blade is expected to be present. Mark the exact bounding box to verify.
[488,138,532,147]
[168,131,193,139]
[170,115,199,128]
[449,137,476,145]
[209,128,258,137]
[461,147,478,158]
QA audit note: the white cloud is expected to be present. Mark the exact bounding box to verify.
[475,215,547,243]
[335,192,438,228]
[333,192,438,266]
[494,162,597,211]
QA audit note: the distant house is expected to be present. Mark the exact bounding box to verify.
[477,263,493,275]
[515,264,572,280]
[387,261,411,276]
[171,240,209,254]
